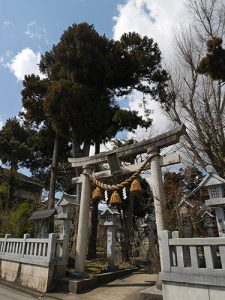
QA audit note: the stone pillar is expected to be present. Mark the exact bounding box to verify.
[215,207,225,237]
[63,219,70,249]
[107,226,116,270]
[75,167,91,274]
[149,147,165,271]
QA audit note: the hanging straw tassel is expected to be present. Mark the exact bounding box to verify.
[130,179,142,193]
[109,191,122,206]
[92,187,103,201]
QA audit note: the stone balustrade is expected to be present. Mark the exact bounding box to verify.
[0,233,68,292]
[160,230,225,300]
[0,233,66,265]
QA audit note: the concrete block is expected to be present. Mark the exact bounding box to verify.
[20,264,48,292]
[57,276,98,294]
[209,287,225,300]
[163,282,209,300]
[1,261,19,282]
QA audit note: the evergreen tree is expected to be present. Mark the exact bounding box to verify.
[0,118,32,210]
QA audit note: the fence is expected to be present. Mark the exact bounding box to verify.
[0,233,68,292]
[0,233,67,266]
[160,230,225,300]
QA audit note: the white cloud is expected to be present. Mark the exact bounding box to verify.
[126,91,171,139]
[0,50,13,68]
[25,21,48,42]
[3,20,14,27]
[113,0,188,59]
[113,0,189,137]
[7,48,45,81]
[0,56,4,65]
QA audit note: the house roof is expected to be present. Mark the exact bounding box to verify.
[0,168,43,189]
[189,165,225,196]
[101,207,120,218]
[178,196,194,208]
[200,210,214,219]
[56,193,79,206]
[29,208,56,220]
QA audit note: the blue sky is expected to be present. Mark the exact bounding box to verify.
[0,0,188,133]
[0,0,125,124]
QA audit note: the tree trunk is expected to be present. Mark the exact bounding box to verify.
[87,200,98,259]
[48,132,59,209]
[7,165,16,212]
[122,193,134,262]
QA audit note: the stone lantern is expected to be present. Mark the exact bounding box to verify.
[178,196,193,238]
[200,211,215,237]
[55,193,79,243]
[196,165,225,236]
[101,208,120,270]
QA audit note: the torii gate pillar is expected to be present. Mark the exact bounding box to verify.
[149,147,166,270]
[75,167,91,274]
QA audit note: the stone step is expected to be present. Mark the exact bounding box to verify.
[140,285,163,300]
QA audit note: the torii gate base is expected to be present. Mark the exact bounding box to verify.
[69,125,185,274]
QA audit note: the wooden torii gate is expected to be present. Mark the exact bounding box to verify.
[69,125,186,274]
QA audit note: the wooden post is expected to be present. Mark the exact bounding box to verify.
[75,167,92,274]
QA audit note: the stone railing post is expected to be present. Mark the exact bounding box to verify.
[22,233,30,257]
[160,230,171,272]
[47,233,57,261]
[3,234,11,255]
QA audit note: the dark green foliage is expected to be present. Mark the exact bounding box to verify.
[41,23,168,144]
[44,80,151,144]
[0,199,40,238]
[21,75,72,193]
[0,119,33,210]
[197,37,225,82]
[111,32,169,103]
[21,75,49,126]
[0,118,32,169]
[0,180,8,210]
